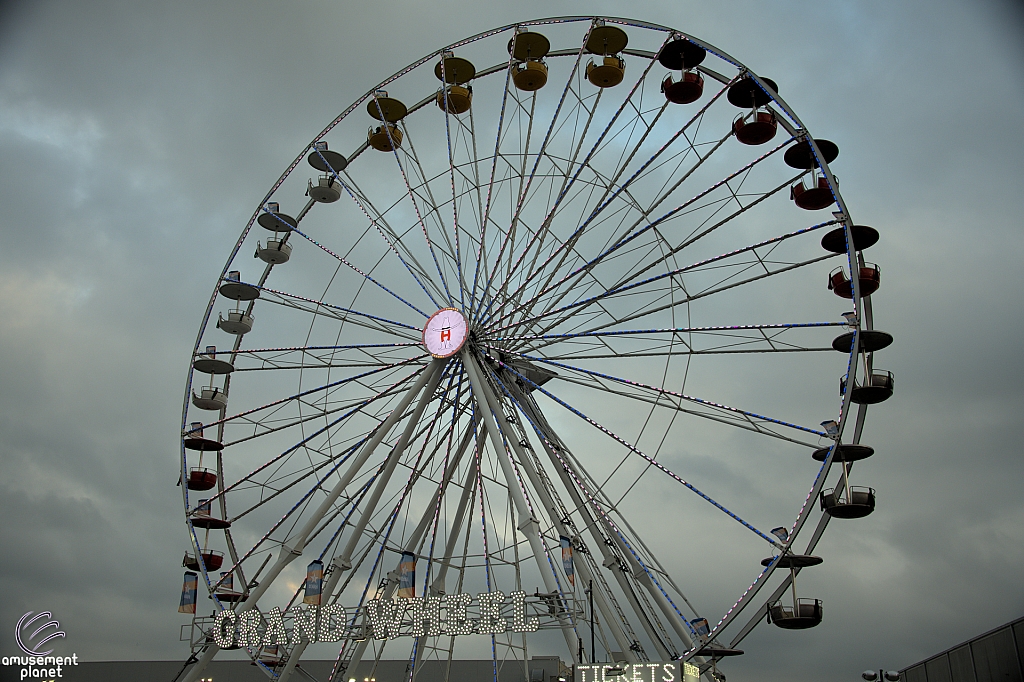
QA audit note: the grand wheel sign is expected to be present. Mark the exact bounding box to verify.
[206,591,559,650]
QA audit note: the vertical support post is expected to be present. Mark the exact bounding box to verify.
[589,580,595,663]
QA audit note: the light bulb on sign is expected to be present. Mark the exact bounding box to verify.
[423,308,468,358]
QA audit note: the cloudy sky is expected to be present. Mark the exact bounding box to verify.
[1,1,1022,681]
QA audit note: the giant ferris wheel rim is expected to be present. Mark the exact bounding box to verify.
[178,15,884,681]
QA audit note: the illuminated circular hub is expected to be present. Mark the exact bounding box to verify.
[422,308,468,358]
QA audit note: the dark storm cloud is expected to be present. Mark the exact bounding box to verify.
[0,0,1021,678]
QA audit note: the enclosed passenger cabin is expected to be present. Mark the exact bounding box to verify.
[821,224,879,254]
[821,486,876,519]
[183,549,224,571]
[841,370,895,404]
[728,77,779,145]
[658,38,707,104]
[509,29,550,91]
[585,22,627,88]
[366,90,407,151]
[435,51,475,114]
[256,238,292,264]
[828,264,881,298]
[306,141,348,174]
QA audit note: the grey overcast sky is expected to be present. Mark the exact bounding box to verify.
[0,1,1022,681]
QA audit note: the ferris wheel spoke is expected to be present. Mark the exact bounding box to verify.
[495,87,604,314]
[518,100,674,318]
[202,364,430,515]
[503,352,827,442]
[309,153,447,310]
[209,443,392,601]
[437,72,470,310]
[397,127,461,270]
[508,187,812,344]
[491,34,672,325]
[501,379,697,655]
[472,56,518,317]
[587,173,815,304]
[196,355,428,438]
[494,364,806,543]
[375,108,454,303]
[505,220,837,336]
[486,87,605,327]
[477,26,594,327]
[241,281,422,340]
[502,247,838,344]
[489,141,796,334]
[500,321,846,342]
[486,78,738,328]
[286,369,467,679]
[289,225,431,319]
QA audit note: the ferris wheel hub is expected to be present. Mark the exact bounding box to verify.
[423,308,468,358]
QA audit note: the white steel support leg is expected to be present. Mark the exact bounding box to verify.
[405,456,485,682]
[181,359,445,682]
[277,359,449,682]
[517,395,673,660]
[463,351,581,662]
[533,406,701,660]
[558,440,697,656]
[331,423,480,682]
[479,377,636,662]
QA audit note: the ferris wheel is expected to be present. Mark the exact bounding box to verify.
[176,16,894,682]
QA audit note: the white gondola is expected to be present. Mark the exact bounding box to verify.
[307,174,342,203]
[256,238,293,264]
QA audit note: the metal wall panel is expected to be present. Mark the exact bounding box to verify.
[927,656,954,682]
[970,629,1022,682]
[905,664,928,682]
[950,645,978,682]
